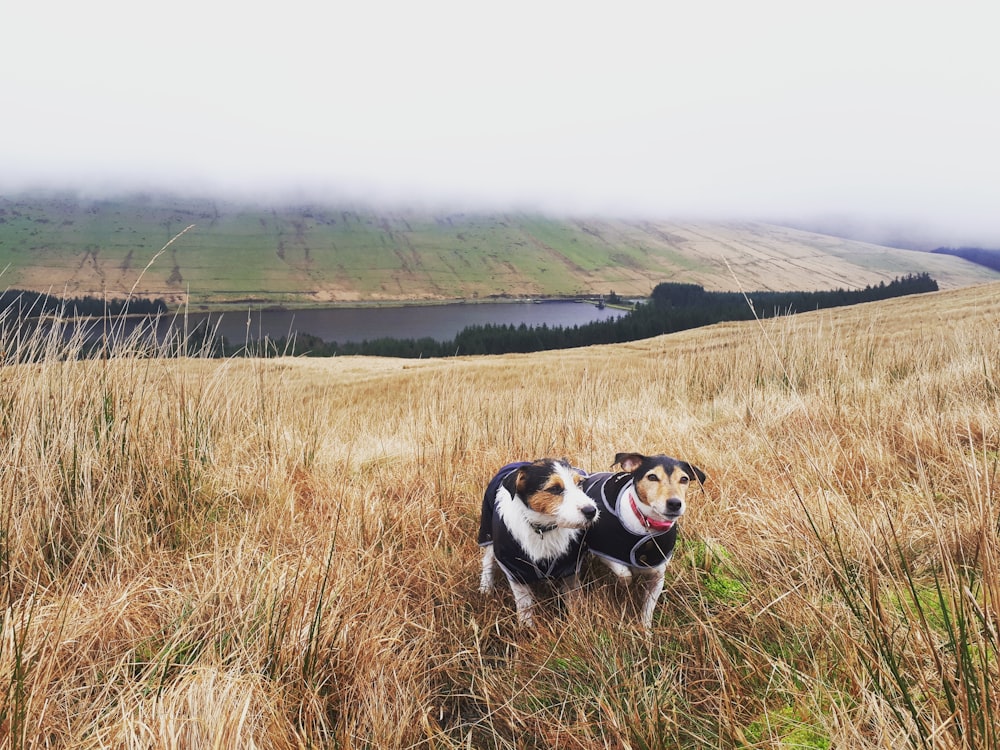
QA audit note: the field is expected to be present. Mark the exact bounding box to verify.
[2,281,999,748]
[2,193,997,307]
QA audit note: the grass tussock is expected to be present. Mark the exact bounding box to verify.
[1,282,999,748]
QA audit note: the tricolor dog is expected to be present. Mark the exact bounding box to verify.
[478,459,599,625]
[583,452,706,629]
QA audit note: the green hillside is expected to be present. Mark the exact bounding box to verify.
[1,192,996,308]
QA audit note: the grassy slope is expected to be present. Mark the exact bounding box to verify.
[2,193,997,307]
[2,281,999,747]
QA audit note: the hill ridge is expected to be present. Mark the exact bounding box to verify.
[1,193,996,307]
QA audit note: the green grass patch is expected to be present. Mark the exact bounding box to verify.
[684,537,750,605]
[742,706,830,748]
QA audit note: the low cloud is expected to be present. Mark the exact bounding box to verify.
[3,1,998,248]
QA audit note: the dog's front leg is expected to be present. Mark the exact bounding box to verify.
[639,565,667,631]
[479,546,497,593]
[507,579,536,626]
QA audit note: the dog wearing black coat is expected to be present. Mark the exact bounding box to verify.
[478,458,599,625]
[583,452,705,629]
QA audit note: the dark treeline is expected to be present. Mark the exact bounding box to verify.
[0,289,169,318]
[932,246,1000,273]
[233,273,938,359]
[0,290,174,364]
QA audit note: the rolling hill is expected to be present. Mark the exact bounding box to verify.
[1,192,997,308]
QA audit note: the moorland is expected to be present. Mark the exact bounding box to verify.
[1,278,998,748]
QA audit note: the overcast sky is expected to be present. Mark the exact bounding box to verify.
[3,1,998,245]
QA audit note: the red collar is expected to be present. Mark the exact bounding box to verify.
[629,491,675,532]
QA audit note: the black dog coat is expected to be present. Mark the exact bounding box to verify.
[478,462,586,584]
[582,471,678,568]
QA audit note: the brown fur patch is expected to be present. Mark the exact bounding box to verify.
[523,473,559,515]
[527,489,565,516]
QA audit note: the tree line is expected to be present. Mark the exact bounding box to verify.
[228,273,938,359]
[0,289,169,318]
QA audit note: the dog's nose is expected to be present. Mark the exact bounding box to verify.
[666,498,683,515]
[582,505,598,521]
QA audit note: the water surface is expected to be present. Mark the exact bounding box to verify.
[179,301,627,344]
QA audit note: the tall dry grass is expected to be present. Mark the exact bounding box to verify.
[1,282,998,748]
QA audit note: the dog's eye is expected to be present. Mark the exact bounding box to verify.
[679,476,690,484]
[550,485,564,495]
[645,473,660,482]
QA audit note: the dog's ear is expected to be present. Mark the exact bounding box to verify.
[514,468,529,497]
[614,453,646,472]
[680,461,707,485]
[500,467,527,499]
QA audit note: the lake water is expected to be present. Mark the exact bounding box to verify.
[174,301,628,344]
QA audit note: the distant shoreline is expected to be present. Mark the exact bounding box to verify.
[15,294,636,323]
[173,294,632,315]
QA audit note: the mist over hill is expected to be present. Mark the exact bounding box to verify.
[1,192,997,308]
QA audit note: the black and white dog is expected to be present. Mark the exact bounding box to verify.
[478,459,599,625]
[583,452,706,629]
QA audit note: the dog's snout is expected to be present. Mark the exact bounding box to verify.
[666,498,683,515]
[582,505,598,521]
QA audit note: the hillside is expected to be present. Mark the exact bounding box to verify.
[2,282,999,747]
[1,192,997,307]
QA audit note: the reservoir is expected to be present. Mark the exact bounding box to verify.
[175,300,628,344]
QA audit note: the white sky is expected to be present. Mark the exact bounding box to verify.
[3,0,999,244]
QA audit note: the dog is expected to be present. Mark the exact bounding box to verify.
[478,458,599,625]
[583,452,706,629]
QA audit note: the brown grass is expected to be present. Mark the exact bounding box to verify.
[2,281,999,748]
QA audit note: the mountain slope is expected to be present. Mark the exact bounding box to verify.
[1,193,996,306]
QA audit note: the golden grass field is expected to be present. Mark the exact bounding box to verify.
[2,281,999,748]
